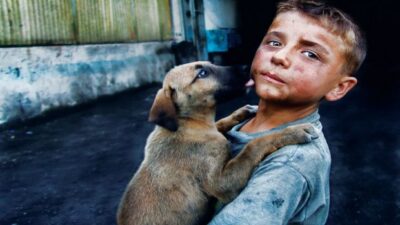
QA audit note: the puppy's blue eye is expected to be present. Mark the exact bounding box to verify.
[197,69,209,78]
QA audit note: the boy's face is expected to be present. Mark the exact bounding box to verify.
[251,11,355,105]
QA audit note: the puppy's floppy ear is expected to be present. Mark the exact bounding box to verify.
[148,88,178,132]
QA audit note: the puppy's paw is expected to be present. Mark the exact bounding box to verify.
[281,123,318,144]
[231,105,256,122]
[216,105,256,133]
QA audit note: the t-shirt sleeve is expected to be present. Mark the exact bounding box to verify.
[208,161,310,225]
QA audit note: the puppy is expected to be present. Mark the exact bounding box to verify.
[117,61,316,225]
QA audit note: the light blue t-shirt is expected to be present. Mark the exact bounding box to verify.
[209,108,331,225]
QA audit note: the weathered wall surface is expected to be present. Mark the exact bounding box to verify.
[0,42,175,125]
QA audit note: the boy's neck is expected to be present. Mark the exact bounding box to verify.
[240,100,318,133]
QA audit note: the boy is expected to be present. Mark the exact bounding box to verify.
[209,0,367,224]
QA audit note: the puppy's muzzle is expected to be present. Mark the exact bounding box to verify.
[214,65,250,102]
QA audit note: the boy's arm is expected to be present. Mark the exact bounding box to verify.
[208,161,309,225]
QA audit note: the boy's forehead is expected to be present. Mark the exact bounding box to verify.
[270,11,326,33]
[267,11,346,50]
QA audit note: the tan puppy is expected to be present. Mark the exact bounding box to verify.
[117,62,316,225]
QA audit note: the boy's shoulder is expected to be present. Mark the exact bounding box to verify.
[255,126,331,183]
[261,130,330,164]
[228,107,331,180]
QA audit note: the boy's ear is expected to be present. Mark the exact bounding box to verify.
[325,76,358,102]
[148,88,178,132]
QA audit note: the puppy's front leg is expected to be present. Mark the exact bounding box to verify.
[216,105,255,133]
[206,124,318,203]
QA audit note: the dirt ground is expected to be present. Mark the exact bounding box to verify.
[1,82,399,225]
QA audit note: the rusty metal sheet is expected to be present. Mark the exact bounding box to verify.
[0,0,172,46]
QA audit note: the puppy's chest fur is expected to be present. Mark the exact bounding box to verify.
[144,126,228,180]
[127,126,228,223]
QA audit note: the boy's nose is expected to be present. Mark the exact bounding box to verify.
[271,48,291,68]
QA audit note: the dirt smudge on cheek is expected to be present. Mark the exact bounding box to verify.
[294,65,305,73]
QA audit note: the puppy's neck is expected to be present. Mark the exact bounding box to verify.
[178,113,217,131]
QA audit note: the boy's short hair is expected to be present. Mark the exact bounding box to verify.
[276,0,367,76]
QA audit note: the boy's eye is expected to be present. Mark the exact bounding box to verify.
[267,40,282,47]
[302,51,320,60]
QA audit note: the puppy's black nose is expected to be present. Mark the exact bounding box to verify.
[237,65,250,74]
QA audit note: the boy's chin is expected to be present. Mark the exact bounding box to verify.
[255,84,285,100]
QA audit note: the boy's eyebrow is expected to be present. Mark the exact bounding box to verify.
[299,39,330,55]
[265,31,285,40]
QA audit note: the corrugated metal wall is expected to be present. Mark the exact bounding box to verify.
[0,0,172,46]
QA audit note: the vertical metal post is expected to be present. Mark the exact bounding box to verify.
[190,0,207,60]
[178,0,208,61]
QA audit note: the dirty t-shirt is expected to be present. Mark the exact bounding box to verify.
[208,108,331,225]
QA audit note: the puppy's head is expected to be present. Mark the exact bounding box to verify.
[149,61,248,131]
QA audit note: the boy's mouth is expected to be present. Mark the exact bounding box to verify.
[260,72,286,84]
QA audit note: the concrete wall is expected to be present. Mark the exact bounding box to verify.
[0,42,175,125]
